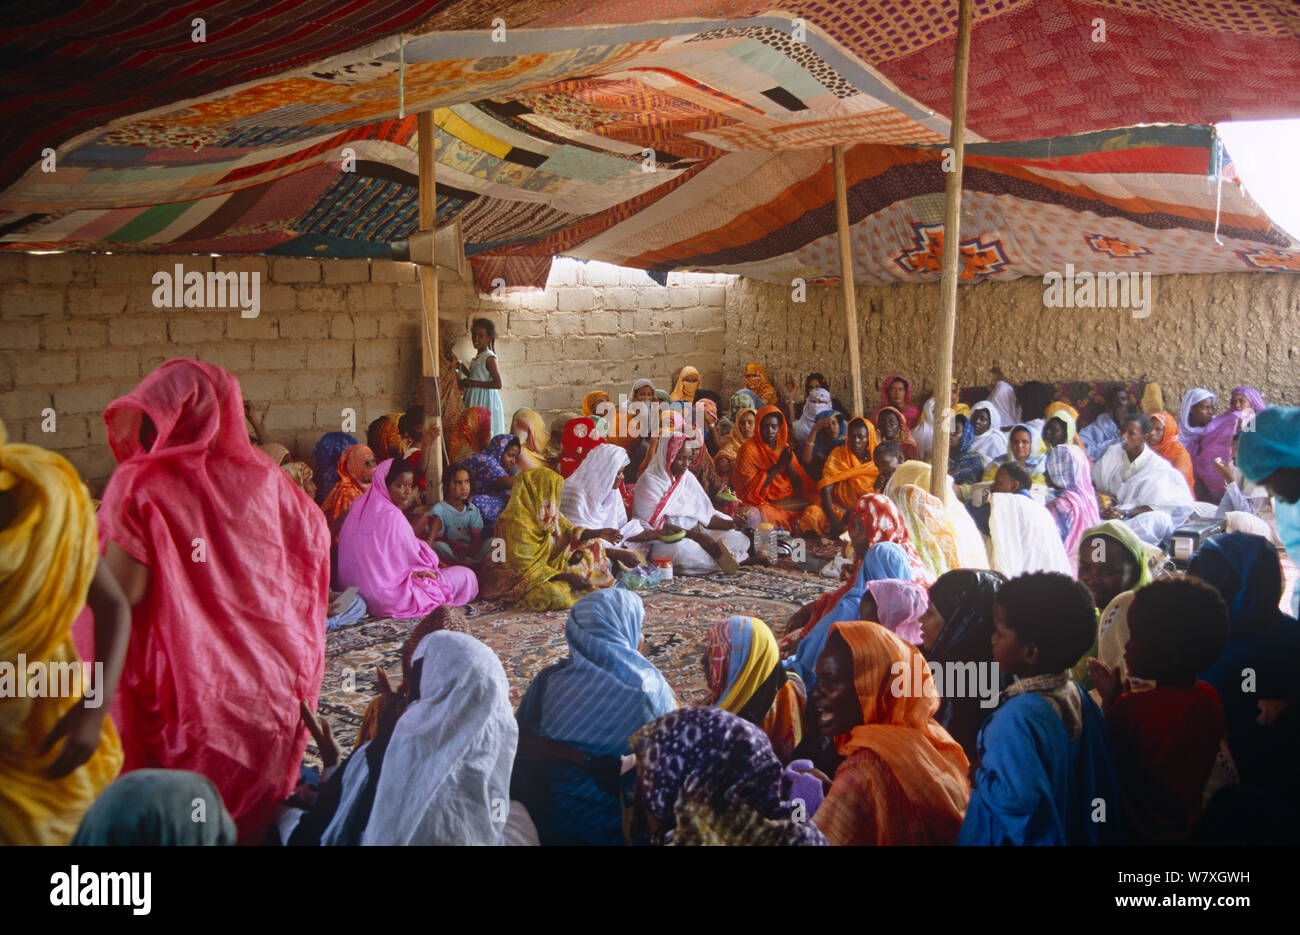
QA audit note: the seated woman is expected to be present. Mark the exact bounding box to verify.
[559,442,650,570]
[683,426,732,512]
[694,397,724,457]
[802,416,879,539]
[872,405,919,461]
[947,413,986,485]
[1044,444,1101,573]
[582,390,612,429]
[540,412,575,470]
[1094,413,1196,545]
[669,365,701,403]
[313,430,360,505]
[886,460,989,573]
[741,362,780,407]
[797,409,844,482]
[1146,411,1195,493]
[482,468,617,611]
[367,414,404,463]
[1230,385,1267,417]
[810,622,971,845]
[71,770,236,846]
[362,631,518,845]
[556,416,603,478]
[788,542,919,692]
[1042,409,1077,450]
[967,403,1003,475]
[918,569,1006,761]
[1180,388,1249,502]
[791,387,833,445]
[338,459,478,618]
[510,408,552,472]
[416,462,491,567]
[733,406,816,532]
[97,359,328,844]
[859,579,929,646]
[881,375,923,428]
[705,616,806,763]
[632,431,750,575]
[321,443,376,545]
[722,405,756,459]
[1015,380,1054,431]
[1078,386,1132,461]
[982,422,1047,485]
[630,707,826,845]
[782,494,932,653]
[1076,519,1155,685]
[466,433,520,528]
[1,426,125,845]
[516,590,676,845]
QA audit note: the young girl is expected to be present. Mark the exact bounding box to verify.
[459,318,505,438]
[417,462,490,567]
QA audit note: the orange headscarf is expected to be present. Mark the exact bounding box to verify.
[582,391,611,419]
[321,444,374,533]
[733,405,815,507]
[813,621,970,845]
[669,366,700,403]
[1150,411,1196,493]
[447,407,492,463]
[742,363,779,407]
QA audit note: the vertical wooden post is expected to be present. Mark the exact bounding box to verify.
[417,110,443,501]
[832,144,864,418]
[928,0,974,503]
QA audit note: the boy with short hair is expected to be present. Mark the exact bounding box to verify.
[1088,578,1227,844]
[958,572,1122,845]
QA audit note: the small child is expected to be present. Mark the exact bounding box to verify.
[959,572,1122,845]
[967,462,1031,536]
[458,318,505,438]
[397,407,438,496]
[872,440,904,492]
[420,463,490,567]
[1087,578,1228,844]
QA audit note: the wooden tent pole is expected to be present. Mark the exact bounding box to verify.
[832,144,864,418]
[928,0,974,503]
[417,110,443,502]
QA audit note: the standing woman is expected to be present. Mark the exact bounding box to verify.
[0,424,125,845]
[97,360,328,843]
[459,318,505,438]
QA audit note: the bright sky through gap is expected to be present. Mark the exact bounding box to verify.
[1216,119,1300,242]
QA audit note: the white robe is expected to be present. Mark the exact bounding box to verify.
[988,492,1073,577]
[1093,443,1194,509]
[631,437,747,574]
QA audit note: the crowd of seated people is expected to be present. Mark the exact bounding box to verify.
[4,354,1298,847]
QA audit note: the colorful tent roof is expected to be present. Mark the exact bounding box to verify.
[3,4,1298,287]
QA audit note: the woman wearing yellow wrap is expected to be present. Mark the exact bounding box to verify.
[0,421,127,844]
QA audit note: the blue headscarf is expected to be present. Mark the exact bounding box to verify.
[789,542,914,690]
[948,416,985,485]
[313,431,359,504]
[812,409,847,460]
[1237,406,1300,483]
[71,770,236,845]
[516,589,677,845]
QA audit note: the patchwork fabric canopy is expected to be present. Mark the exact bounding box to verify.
[2,2,1298,289]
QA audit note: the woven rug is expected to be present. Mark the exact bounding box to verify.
[314,564,838,760]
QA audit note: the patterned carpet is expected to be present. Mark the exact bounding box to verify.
[313,563,839,760]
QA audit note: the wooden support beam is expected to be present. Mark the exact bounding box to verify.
[832,144,864,419]
[417,110,443,501]
[928,0,974,504]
